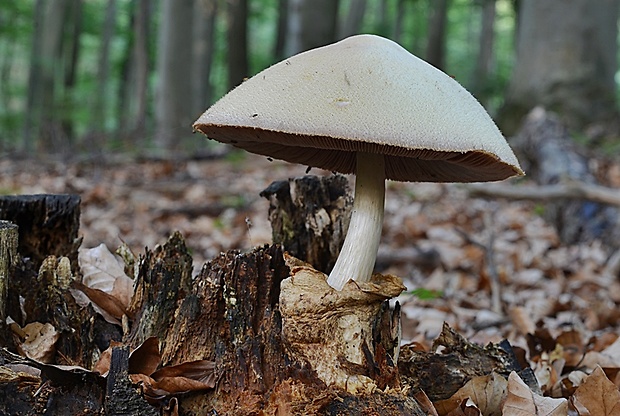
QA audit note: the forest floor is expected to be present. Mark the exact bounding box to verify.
[2,148,620,410]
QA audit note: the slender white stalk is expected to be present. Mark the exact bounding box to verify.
[327,152,386,291]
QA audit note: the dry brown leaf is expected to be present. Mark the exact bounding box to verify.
[18,322,59,363]
[503,372,567,416]
[434,373,507,416]
[92,340,123,375]
[582,336,620,369]
[128,336,161,376]
[71,280,127,321]
[151,359,216,386]
[443,399,481,416]
[79,243,134,307]
[571,366,620,415]
[154,375,215,394]
[412,390,439,416]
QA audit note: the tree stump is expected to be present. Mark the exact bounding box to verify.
[0,194,81,273]
[260,175,352,274]
[135,239,424,415]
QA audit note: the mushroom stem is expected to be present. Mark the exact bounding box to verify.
[327,152,386,291]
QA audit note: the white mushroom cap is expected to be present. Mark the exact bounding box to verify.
[194,34,523,182]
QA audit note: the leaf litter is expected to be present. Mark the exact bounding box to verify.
[1,151,620,413]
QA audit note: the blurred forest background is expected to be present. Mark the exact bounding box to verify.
[0,0,619,158]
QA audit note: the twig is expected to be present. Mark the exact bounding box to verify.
[467,181,620,206]
[455,210,502,315]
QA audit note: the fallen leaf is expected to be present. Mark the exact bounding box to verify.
[151,359,216,386]
[18,322,59,363]
[503,372,567,416]
[571,366,620,415]
[79,243,134,308]
[434,373,507,416]
[128,337,161,376]
[71,280,127,321]
[444,399,482,416]
[413,390,439,416]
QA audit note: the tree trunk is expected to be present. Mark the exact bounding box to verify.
[155,0,194,150]
[274,0,288,61]
[339,0,367,39]
[499,0,619,135]
[374,0,390,37]
[226,0,249,90]
[22,0,69,154]
[192,0,217,112]
[471,0,496,107]
[425,0,449,70]
[90,0,117,148]
[286,0,340,55]
[60,0,83,148]
[394,0,406,43]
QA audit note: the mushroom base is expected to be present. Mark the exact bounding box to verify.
[280,256,405,394]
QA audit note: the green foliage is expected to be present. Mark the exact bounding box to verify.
[407,287,443,300]
[0,0,615,154]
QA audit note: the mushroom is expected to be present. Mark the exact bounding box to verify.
[193,34,523,291]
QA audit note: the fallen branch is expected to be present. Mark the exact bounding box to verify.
[467,181,620,207]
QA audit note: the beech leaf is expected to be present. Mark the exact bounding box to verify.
[571,366,620,415]
[79,243,134,308]
[435,373,507,416]
[503,372,567,416]
[18,322,59,364]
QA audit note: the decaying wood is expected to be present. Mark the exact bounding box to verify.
[132,238,424,415]
[398,323,538,401]
[260,174,352,274]
[504,108,620,246]
[105,346,158,416]
[0,220,18,322]
[0,194,81,273]
[125,231,193,349]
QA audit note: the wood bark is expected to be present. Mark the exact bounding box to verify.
[192,0,217,112]
[260,174,352,275]
[155,0,194,150]
[0,194,81,273]
[273,0,289,61]
[471,0,496,106]
[425,0,449,70]
[0,221,18,322]
[499,0,619,134]
[118,0,151,137]
[286,0,340,55]
[226,0,249,90]
[339,0,367,39]
[22,0,69,153]
[90,0,117,148]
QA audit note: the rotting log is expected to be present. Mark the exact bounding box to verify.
[260,174,352,274]
[0,194,81,273]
